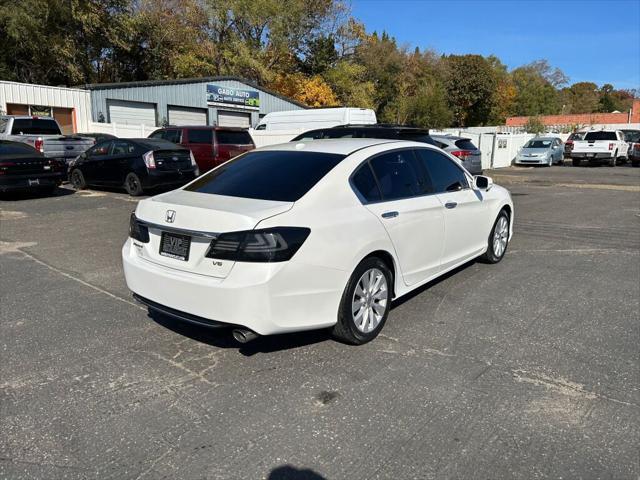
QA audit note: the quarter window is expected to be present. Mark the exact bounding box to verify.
[162,129,182,143]
[415,149,469,193]
[351,163,382,202]
[187,129,213,144]
[369,150,428,201]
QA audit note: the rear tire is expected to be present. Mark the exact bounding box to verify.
[70,168,87,190]
[480,210,510,264]
[632,160,639,168]
[332,257,393,345]
[124,172,144,196]
[608,154,617,167]
[572,158,581,167]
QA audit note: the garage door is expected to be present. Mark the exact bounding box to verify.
[108,100,156,126]
[217,110,251,128]
[168,106,208,126]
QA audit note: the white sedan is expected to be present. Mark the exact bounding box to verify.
[123,139,513,345]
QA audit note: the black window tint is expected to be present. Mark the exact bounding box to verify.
[584,131,617,141]
[351,163,382,202]
[184,151,344,202]
[149,130,164,140]
[416,149,469,193]
[216,130,252,145]
[454,139,477,150]
[88,141,112,157]
[369,150,425,200]
[162,129,181,143]
[11,119,61,135]
[0,142,38,155]
[187,129,213,144]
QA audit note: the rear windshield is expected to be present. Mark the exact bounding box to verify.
[584,131,617,141]
[216,130,253,145]
[187,129,213,144]
[0,142,39,155]
[525,140,552,148]
[454,139,478,150]
[184,150,344,202]
[11,118,61,135]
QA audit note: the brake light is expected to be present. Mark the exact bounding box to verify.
[142,150,156,169]
[34,137,44,153]
[451,150,473,160]
[608,143,614,150]
[0,161,16,175]
[205,227,311,262]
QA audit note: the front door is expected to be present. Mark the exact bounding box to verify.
[361,149,445,286]
[415,149,488,269]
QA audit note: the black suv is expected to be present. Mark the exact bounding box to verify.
[291,124,439,145]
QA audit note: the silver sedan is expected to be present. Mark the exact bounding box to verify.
[514,137,564,166]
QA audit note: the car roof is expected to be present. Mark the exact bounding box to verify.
[258,138,412,155]
[154,125,247,131]
[127,138,188,150]
[528,137,557,141]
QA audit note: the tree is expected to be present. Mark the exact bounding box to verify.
[268,73,339,107]
[511,65,560,116]
[524,116,546,134]
[299,36,338,75]
[323,61,376,109]
[558,82,599,113]
[441,55,496,126]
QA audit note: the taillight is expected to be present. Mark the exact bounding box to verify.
[142,150,156,169]
[129,213,150,243]
[0,161,16,175]
[608,143,614,150]
[451,150,473,160]
[205,227,311,262]
[34,137,44,153]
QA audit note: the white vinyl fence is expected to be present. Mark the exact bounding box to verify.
[85,121,157,138]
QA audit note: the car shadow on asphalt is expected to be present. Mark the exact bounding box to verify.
[0,185,75,201]
[147,309,332,356]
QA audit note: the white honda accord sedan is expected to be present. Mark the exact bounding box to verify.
[123,139,513,345]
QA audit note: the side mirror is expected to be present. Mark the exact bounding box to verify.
[473,175,493,191]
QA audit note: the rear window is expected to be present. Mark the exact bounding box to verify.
[187,129,213,144]
[454,139,477,150]
[11,118,61,135]
[584,132,617,141]
[216,130,253,145]
[184,150,344,202]
[0,142,39,155]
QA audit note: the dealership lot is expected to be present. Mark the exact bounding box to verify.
[1,166,639,479]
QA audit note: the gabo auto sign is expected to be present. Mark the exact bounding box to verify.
[206,84,260,108]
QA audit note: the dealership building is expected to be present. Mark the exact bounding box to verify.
[0,77,305,133]
[84,76,305,129]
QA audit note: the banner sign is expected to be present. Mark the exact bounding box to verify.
[206,84,260,108]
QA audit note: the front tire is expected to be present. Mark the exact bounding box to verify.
[480,211,510,264]
[70,168,87,190]
[332,257,392,345]
[124,172,144,196]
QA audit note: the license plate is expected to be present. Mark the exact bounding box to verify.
[159,232,191,261]
[28,179,40,186]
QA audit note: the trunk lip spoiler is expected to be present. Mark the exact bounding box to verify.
[137,218,219,239]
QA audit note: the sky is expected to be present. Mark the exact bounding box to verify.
[351,0,640,90]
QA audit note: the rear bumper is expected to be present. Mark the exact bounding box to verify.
[122,239,348,335]
[143,170,198,189]
[571,153,612,159]
[0,172,65,192]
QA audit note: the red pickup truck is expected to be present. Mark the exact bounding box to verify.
[149,126,255,173]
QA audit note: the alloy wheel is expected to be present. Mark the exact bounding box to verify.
[493,216,509,258]
[351,268,388,333]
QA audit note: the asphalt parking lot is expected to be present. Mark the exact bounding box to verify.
[1,164,639,479]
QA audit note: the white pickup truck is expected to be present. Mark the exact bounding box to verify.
[0,116,94,164]
[570,130,629,167]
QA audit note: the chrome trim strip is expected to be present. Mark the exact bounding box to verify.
[138,219,219,239]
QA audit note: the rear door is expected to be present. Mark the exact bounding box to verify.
[416,148,488,268]
[360,149,445,286]
[214,129,254,166]
[106,140,138,185]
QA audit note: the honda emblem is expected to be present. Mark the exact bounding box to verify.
[165,210,176,223]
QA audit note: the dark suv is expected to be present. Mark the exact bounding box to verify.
[291,124,439,145]
[149,126,255,173]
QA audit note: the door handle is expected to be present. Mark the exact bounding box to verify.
[381,211,399,219]
[445,202,458,209]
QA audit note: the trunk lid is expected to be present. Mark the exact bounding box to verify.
[133,189,293,278]
[153,149,192,172]
[0,154,62,176]
[572,140,612,153]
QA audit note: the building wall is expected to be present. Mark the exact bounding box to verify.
[506,99,640,127]
[0,81,92,132]
[88,78,304,128]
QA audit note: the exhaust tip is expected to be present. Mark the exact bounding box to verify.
[232,328,258,344]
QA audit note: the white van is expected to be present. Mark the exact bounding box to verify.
[256,108,377,131]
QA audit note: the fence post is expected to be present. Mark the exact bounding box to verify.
[490,133,497,168]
